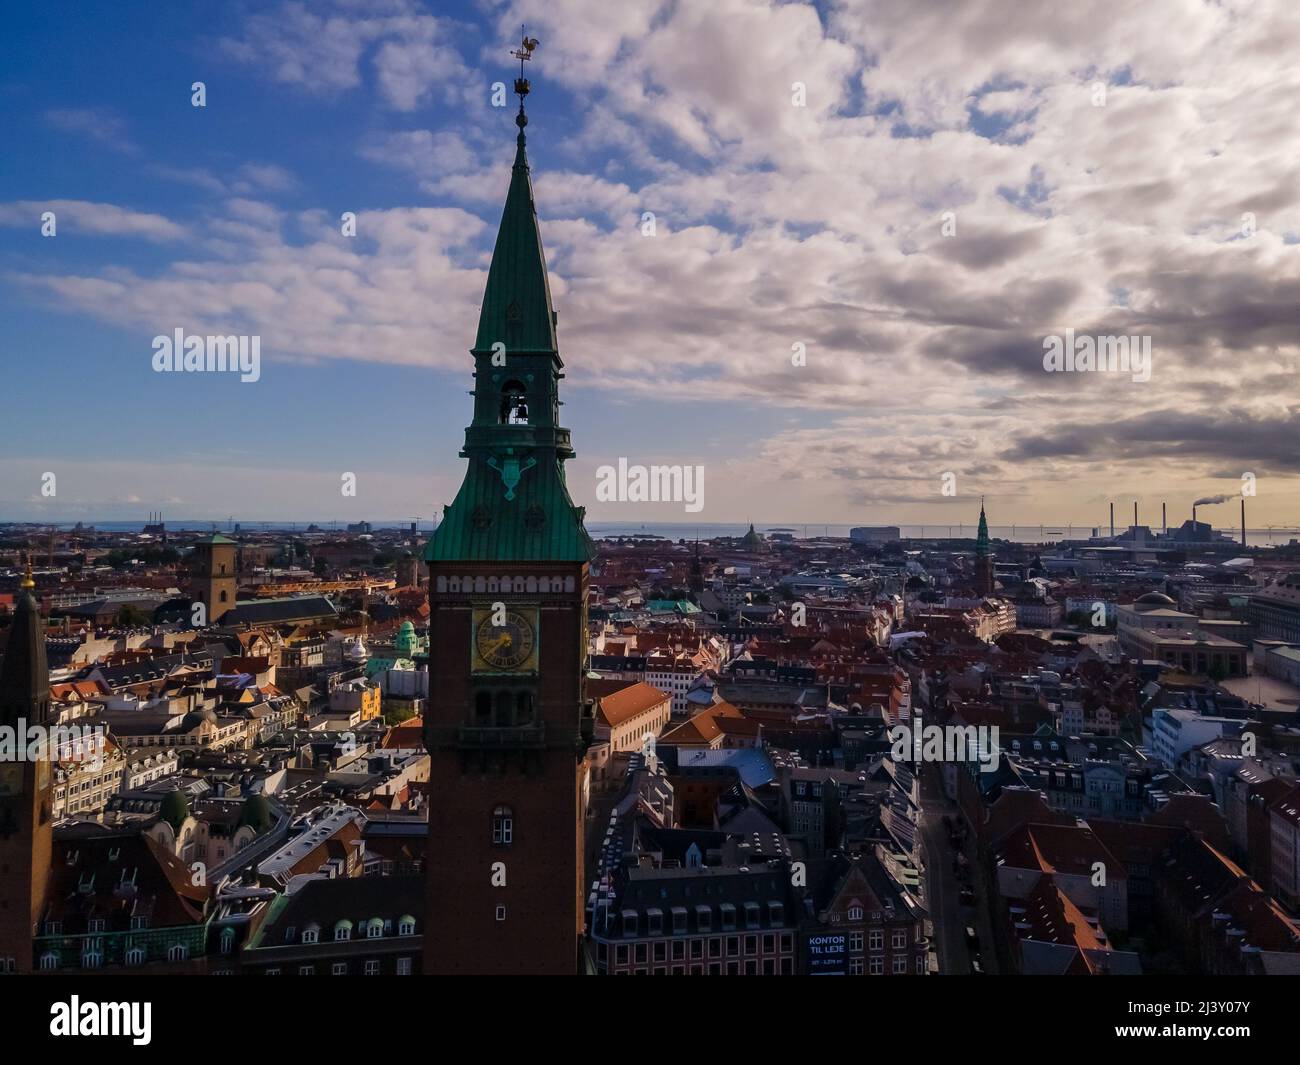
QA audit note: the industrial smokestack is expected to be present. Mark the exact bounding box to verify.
[1162,502,1167,534]
[1242,498,1246,546]
[1110,502,1115,538]
[1193,504,1198,525]
[1133,500,1138,530]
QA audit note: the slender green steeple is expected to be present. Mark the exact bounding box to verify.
[473,116,558,355]
[0,556,50,727]
[426,51,590,564]
[974,498,995,595]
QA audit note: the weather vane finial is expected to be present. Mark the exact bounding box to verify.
[510,29,539,126]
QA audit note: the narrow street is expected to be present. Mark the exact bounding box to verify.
[918,764,971,975]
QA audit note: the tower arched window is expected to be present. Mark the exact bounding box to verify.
[500,381,529,425]
[219,590,228,603]
[495,691,514,727]
[492,805,513,845]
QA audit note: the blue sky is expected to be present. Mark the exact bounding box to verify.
[2,0,1297,528]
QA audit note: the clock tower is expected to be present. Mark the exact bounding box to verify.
[423,45,594,975]
[0,561,53,974]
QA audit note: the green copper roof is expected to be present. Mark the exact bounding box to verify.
[426,107,590,566]
[474,131,557,355]
[425,456,590,562]
[976,503,990,556]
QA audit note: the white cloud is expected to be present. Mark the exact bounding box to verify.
[0,200,186,242]
[15,0,1300,522]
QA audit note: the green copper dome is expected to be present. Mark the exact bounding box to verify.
[238,793,272,833]
[160,789,190,833]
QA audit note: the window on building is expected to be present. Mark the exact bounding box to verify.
[167,944,188,962]
[492,805,514,845]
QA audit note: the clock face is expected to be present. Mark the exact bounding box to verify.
[473,608,538,672]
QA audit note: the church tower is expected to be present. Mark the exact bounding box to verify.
[975,500,995,596]
[423,41,593,975]
[0,561,54,974]
[189,533,238,623]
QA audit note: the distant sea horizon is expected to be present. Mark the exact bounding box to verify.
[8,519,1299,548]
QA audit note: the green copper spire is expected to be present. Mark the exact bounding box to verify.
[0,556,50,727]
[976,498,990,556]
[472,69,557,355]
[426,46,590,565]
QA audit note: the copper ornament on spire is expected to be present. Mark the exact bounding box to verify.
[511,31,539,112]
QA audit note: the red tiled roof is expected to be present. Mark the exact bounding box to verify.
[596,682,670,728]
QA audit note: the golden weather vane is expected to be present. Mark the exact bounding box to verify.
[510,30,540,111]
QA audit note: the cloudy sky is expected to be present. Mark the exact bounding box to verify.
[2,0,1298,531]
